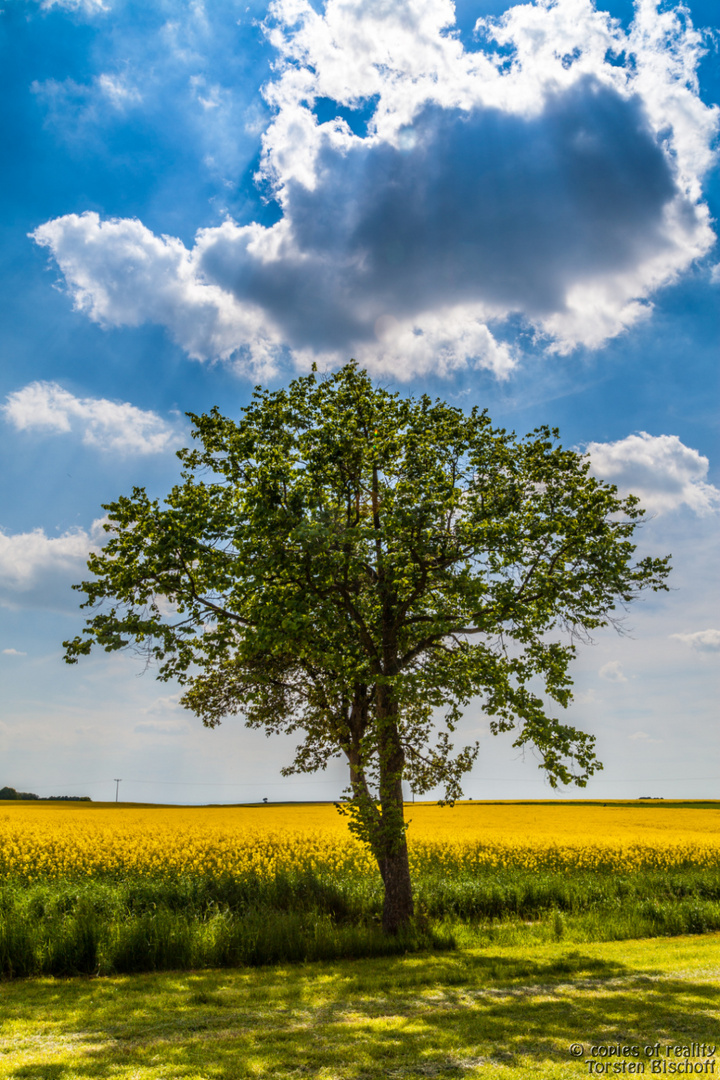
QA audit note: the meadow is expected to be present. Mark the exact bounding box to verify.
[2,800,720,979]
[2,935,719,1079]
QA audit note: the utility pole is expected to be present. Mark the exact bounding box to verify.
[114,779,121,803]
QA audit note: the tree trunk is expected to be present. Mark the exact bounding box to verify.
[345,735,413,932]
[375,683,414,934]
[378,834,414,934]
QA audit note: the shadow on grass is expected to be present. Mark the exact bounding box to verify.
[3,945,720,1079]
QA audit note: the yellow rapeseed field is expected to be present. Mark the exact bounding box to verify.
[1,801,718,881]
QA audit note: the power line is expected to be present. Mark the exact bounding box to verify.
[121,777,344,787]
[472,776,720,784]
[23,777,344,792]
[17,774,720,796]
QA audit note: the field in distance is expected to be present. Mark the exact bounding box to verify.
[2,799,720,879]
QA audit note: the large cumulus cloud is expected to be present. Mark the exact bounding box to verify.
[586,432,720,514]
[31,0,718,377]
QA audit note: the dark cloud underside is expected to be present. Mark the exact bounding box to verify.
[200,77,680,351]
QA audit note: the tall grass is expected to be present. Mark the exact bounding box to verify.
[2,865,720,979]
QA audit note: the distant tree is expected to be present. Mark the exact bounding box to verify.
[46,796,92,802]
[0,786,39,800]
[63,363,671,933]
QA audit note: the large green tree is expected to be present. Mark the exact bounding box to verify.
[64,364,670,932]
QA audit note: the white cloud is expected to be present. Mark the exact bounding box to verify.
[37,0,108,11]
[190,75,224,112]
[0,520,105,611]
[599,660,628,683]
[573,688,599,706]
[586,432,720,515]
[97,74,142,109]
[31,216,286,378]
[134,694,193,736]
[143,692,183,714]
[30,71,142,144]
[2,649,27,657]
[30,0,718,377]
[2,381,181,455]
[670,629,720,652]
[133,720,192,736]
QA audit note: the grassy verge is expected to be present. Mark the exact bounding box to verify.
[2,867,720,978]
[1,935,719,1079]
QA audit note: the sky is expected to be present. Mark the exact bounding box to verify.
[1,0,718,806]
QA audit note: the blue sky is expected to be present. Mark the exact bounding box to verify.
[1,0,718,805]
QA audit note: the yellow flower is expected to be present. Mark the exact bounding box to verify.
[0,800,717,881]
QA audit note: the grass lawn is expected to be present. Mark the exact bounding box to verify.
[1,935,718,1080]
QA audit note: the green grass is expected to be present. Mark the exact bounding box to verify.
[3,866,720,978]
[1,934,719,1079]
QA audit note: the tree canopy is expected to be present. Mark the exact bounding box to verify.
[64,363,671,931]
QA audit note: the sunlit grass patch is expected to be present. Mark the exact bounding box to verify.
[0,935,719,1080]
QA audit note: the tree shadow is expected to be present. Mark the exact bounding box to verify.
[3,944,719,1079]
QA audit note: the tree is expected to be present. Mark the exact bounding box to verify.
[0,786,39,800]
[64,363,670,932]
